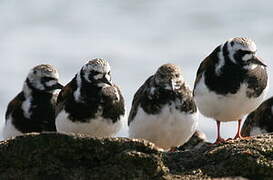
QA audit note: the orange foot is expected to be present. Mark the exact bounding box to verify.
[169,147,177,152]
[213,137,226,144]
[226,135,251,141]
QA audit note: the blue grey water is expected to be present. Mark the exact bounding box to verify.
[0,1,272,142]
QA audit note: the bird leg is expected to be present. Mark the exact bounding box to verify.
[214,120,226,144]
[233,119,243,139]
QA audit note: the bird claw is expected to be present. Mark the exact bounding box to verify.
[213,137,226,144]
[169,147,177,152]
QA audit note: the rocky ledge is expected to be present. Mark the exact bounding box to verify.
[0,132,272,180]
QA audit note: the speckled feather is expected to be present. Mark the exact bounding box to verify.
[194,43,267,98]
[56,73,125,124]
[128,75,196,125]
[241,96,273,136]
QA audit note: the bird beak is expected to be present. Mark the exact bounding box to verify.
[52,82,64,90]
[101,76,112,86]
[170,80,179,91]
[249,56,267,67]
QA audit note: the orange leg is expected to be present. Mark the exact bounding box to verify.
[233,119,243,139]
[214,120,226,144]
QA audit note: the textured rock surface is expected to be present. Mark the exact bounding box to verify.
[165,133,273,180]
[0,133,272,180]
[0,133,168,180]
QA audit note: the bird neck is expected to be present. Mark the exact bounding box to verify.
[74,73,102,103]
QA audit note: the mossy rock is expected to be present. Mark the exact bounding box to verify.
[165,133,273,180]
[0,133,168,180]
[0,132,272,180]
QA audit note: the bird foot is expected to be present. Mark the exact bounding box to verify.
[226,135,251,141]
[169,147,177,152]
[213,137,226,144]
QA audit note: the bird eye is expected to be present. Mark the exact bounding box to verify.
[90,71,100,76]
[41,77,56,83]
[159,74,165,79]
[175,74,180,78]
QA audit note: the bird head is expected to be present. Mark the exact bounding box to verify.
[25,64,63,93]
[81,58,112,87]
[154,64,184,91]
[224,37,266,68]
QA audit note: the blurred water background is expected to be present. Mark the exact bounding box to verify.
[0,0,272,142]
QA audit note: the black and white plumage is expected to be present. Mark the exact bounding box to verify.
[193,37,268,144]
[241,96,273,137]
[128,64,198,150]
[2,64,63,140]
[55,58,125,137]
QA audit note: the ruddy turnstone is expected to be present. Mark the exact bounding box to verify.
[128,64,198,150]
[2,64,63,139]
[193,37,268,144]
[241,96,273,136]
[55,58,125,137]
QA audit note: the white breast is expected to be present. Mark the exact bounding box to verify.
[2,117,23,140]
[194,75,267,122]
[55,110,123,137]
[128,104,198,150]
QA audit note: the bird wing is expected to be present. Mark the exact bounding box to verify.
[241,110,256,137]
[55,77,76,115]
[193,56,213,93]
[241,97,272,136]
[128,75,153,125]
[100,84,125,122]
[5,92,24,122]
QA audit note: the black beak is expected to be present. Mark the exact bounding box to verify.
[101,76,112,86]
[52,82,64,90]
[249,56,267,67]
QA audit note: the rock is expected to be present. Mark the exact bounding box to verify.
[0,133,168,180]
[0,132,272,180]
[165,133,273,180]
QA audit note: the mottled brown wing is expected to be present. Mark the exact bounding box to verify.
[5,92,24,121]
[128,76,153,126]
[55,78,76,115]
[241,111,256,137]
[246,65,268,98]
[112,84,125,109]
[241,98,271,136]
[193,56,213,92]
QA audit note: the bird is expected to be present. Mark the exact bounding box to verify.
[128,63,198,150]
[2,64,63,140]
[241,96,273,137]
[55,58,125,137]
[177,130,207,151]
[193,37,268,144]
